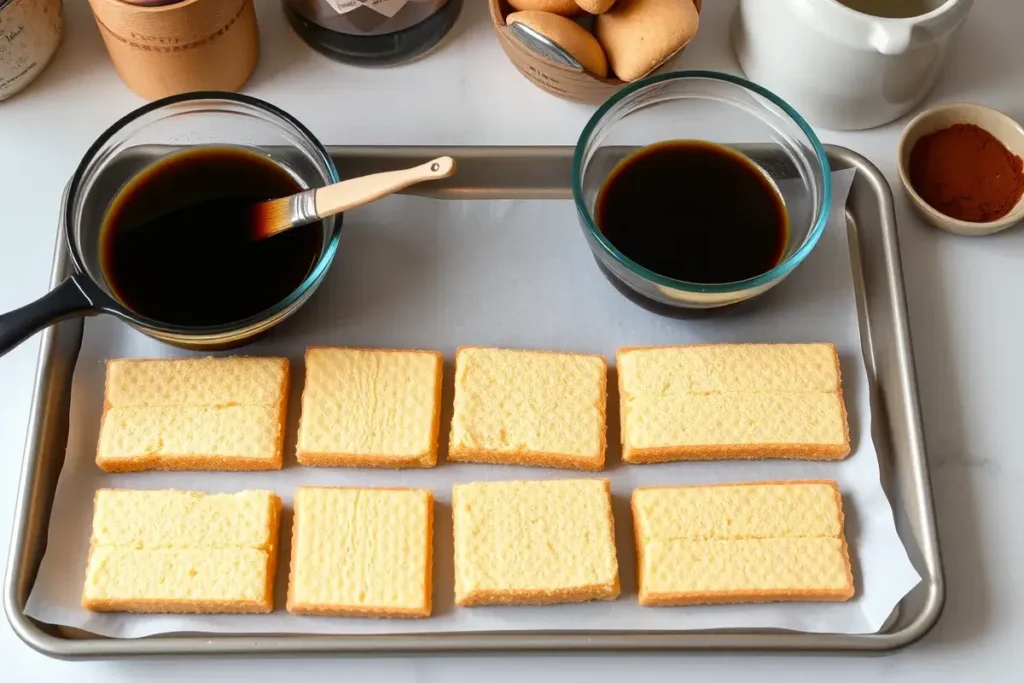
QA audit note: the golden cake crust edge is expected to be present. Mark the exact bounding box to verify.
[454,580,621,607]
[446,447,606,471]
[295,347,444,469]
[80,596,276,614]
[95,357,289,473]
[451,478,621,607]
[447,346,608,471]
[616,343,852,463]
[631,480,855,606]
[96,452,286,473]
[285,486,434,618]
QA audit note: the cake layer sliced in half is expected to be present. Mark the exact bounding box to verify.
[632,481,854,606]
[97,357,289,472]
[82,489,281,613]
[617,343,851,463]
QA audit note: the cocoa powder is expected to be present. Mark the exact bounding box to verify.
[908,123,1024,223]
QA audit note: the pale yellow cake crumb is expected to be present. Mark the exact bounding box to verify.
[617,343,851,462]
[82,489,281,614]
[296,347,443,468]
[632,481,854,606]
[287,487,433,618]
[449,347,607,470]
[96,357,289,472]
[452,478,620,606]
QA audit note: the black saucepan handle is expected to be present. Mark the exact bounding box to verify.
[0,274,101,357]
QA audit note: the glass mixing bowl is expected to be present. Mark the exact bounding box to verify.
[573,70,831,311]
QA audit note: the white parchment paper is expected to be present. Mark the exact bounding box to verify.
[25,169,921,637]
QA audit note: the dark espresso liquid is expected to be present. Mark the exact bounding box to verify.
[595,141,788,284]
[100,147,323,327]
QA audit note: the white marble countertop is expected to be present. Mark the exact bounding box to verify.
[2,1,1021,680]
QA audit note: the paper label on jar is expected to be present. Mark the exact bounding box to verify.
[325,0,409,18]
[0,0,63,101]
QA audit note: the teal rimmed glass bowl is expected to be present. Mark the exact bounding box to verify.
[572,70,831,311]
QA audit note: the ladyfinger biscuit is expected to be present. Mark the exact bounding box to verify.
[594,0,700,82]
[575,0,617,13]
[507,0,581,15]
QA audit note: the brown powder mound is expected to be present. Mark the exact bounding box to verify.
[909,123,1024,223]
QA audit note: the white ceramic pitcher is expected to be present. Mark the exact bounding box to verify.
[732,0,974,131]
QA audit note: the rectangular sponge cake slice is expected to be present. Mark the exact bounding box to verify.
[452,479,620,606]
[632,481,854,606]
[82,489,281,613]
[449,347,608,470]
[296,348,443,468]
[96,357,289,472]
[287,487,433,618]
[617,343,850,463]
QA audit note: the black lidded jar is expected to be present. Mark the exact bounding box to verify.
[284,0,463,67]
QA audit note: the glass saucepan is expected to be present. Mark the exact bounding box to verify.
[0,92,342,356]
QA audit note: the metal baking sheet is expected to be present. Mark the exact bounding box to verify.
[4,145,943,657]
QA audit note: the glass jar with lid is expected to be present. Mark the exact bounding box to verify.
[283,0,463,67]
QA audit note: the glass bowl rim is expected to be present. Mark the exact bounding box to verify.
[571,70,833,294]
[63,90,343,336]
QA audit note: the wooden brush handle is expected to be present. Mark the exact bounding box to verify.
[313,156,456,219]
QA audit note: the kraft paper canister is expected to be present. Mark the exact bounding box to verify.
[0,0,63,101]
[87,0,259,101]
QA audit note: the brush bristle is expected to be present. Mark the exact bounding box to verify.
[250,199,293,240]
